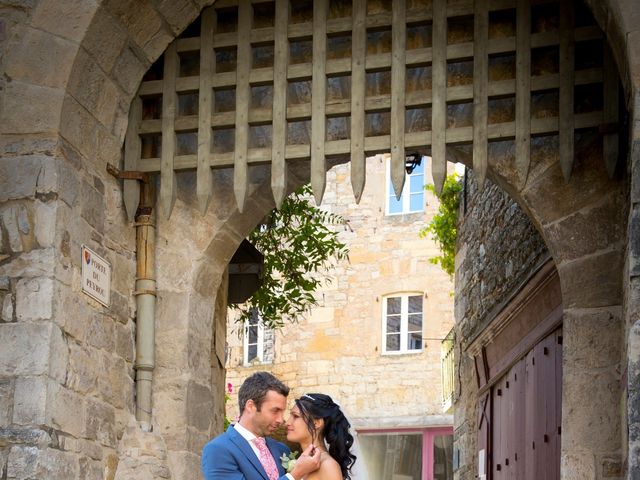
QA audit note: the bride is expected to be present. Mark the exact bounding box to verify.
[286,393,358,480]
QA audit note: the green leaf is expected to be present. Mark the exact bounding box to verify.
[233,184,349,330]
[419,173,462,277]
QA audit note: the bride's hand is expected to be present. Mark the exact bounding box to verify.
[289,444,321,479]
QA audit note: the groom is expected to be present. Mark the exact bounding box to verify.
[201,371,321,479]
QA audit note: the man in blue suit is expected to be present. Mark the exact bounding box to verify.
[201,372,321,479]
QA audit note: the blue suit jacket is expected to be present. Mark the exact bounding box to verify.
[201,425,291,479]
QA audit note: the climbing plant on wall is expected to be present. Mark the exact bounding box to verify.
[234,184,349,330]
[420,174,462,277]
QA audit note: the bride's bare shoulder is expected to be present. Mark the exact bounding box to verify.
[317,453,342,479]
[306,453,342,480]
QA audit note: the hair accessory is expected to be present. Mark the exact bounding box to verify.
[301,394,316,401]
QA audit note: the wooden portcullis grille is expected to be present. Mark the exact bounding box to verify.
[123,0,621,220]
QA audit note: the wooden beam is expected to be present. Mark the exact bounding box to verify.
[559,0,575,181]
[136,111,604,173]
[431,0,447,194]
[515,0,531,189]
[350,0,367,204]
[271,0,289,207]
[160,42,178,219]
[123,96,142,222]
[311,0,328,204]
[197,7,215,214]
[473,0,488,188]
[234,1,252,212]
[390,0,407,200]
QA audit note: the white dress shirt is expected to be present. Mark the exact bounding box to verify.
[233,423,296,480]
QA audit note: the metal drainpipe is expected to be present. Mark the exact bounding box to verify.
[134,186,156,432]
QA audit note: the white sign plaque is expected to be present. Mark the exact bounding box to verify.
[81,246,111,307]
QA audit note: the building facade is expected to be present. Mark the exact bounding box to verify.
[226,156,456,480]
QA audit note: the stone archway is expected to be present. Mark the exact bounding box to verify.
[0,0,639,479]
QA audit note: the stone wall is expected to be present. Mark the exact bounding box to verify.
[453,171,549,480]
[226,157,456,429]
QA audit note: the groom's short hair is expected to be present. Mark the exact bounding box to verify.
[238,371,289,413]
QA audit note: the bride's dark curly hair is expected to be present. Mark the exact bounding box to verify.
[295,393,357,479]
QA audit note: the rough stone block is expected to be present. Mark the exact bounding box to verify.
[31,0,98,43]
[12,376,47,425]
[48,383,85,438]
[54,290,92,341]
[0,323,52,376]
[0,427,52,448]
[78,456,103,480]
[86,314,115,352]
[0,203,32,253]
[115,321,134,363]
[58,95,99,161]
[185,381,212,432]
[522,139,620,226]
[544,192,625,264]
[112,47,150,96]
[0,379,14,426]
[2,293,13,321]
[0,156,50,202]
[97,353,125,409]
[601,455,623,477]
[34,201,57,248]
[7,446,79,479]
[562,368,620,452]
[16,277,53,321]
[80,180,105,234]
[85,398,116,447]
[0,247,55,278]
[66,343,99,395]
[67,49,117,130]
[4,27,77,89]
[561,307,621,369]
[0,81,65,135]
[154,0,199,35]
[167,451,201,480]
[558,250,623,308]
[0,449,6,479]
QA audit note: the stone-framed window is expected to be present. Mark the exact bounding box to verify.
[382,293,423,354]
[386,156,426,215]
[243,309,274,365]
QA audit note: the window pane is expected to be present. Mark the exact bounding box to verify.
[409,173,424,192]
[360,433,423,480]
[387,297,401,315]
[386,315,401,333]
[433,434,454,480]
[408,295,423,313]
[388,194,403,214]
[247,344,258,362]
[408,331,422,350]
[412,159,425,174]
[408,312,422,331]
[409,192,424,212]
[248,325,258,343]
[386,333,400,351]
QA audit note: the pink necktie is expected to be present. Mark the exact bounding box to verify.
[253,437,279,480]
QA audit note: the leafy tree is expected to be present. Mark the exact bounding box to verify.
[234,184,349,330]
[419,174,462,277]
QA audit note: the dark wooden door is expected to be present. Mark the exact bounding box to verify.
[491,328,562,480]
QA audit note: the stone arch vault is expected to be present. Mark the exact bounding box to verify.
[0,0,640,478]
